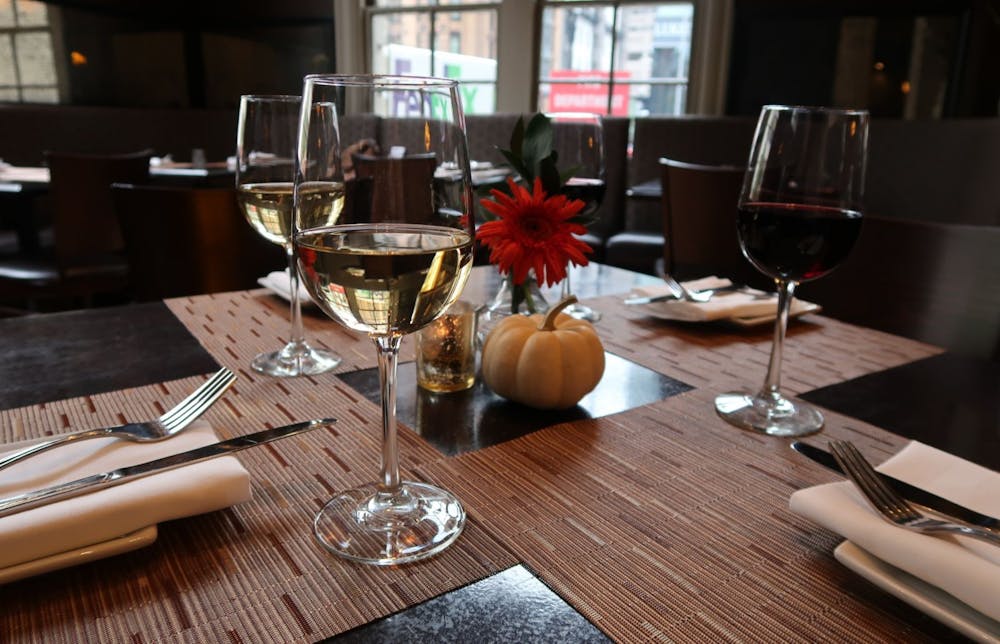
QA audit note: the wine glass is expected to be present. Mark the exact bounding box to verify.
[549,112,605,321]
[715,105,868,437]
[296,75,474,565]
[235,95,341,377]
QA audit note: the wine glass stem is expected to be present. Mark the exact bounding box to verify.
[760,279,795,399]
[285,243,306,349]
[374,334,403,493]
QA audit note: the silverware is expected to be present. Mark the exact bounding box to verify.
[791,441,1000,530]
[624,283,758,305]
[0,418,337,518]
[661,273,711,302]
[0,367,237,473]
[829,440,1000,546]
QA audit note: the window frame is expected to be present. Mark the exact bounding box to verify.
[0,0,61,103]
[350,0,731,115]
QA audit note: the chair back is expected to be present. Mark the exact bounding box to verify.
[45,149,152,269]
[112,184,284,300]
[659,158,762,285]
[797,215,1000,360]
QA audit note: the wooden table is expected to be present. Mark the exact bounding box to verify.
[0,263,982,642]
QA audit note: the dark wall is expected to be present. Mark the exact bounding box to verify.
[726,0,1000,118]
[48,0,335,109]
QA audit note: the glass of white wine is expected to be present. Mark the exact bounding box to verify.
[236,95,341,377]
[296,75,475,565]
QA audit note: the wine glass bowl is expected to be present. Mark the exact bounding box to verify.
[715,105,868,437]
[548,112,605,321]
[296,75,474,565]
[235,95,342,377]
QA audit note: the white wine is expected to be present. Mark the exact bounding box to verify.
[237,181,345,246]
[296,224,474,336]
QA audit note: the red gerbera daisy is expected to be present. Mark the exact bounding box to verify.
[478,177,592,287]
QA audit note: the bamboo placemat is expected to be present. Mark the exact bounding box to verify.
[0,270,958,643]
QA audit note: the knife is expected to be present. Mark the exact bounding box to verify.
[791,441,1000,530]
[0,418,337,519]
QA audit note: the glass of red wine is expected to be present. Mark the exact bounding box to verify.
[549,112,605,321]
[714,105,869,437]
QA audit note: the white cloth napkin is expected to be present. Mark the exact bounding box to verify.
[0,421,251,570]
[257,269,313,305]
[790,441,1000,622]
[631,276,816,322]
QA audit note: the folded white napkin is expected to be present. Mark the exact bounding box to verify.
[631,276,816,322]
[0,421,250,570]
[258,269,313,305]
[790,441,1000,622]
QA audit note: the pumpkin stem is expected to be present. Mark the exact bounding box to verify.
[540,296,577,330]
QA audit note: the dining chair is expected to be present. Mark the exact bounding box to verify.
[348,152,438,224]
[658,157,765,287]
[0,148,153,309]
[111,184,284,301]
[797,215,1000,360]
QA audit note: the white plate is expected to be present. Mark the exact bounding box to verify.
[0,525,158,585]
[640,300,821,327]
[835,541,1000,643]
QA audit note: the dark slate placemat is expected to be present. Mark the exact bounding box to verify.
[0,302,220,409]
[338,351,692,456]
[801,352,1000,471]
[327,564,610,643]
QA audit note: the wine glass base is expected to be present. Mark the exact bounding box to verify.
[565,302,602,322]
[251,344,341,378]
[314,481,465,566]
[714,391,824,437]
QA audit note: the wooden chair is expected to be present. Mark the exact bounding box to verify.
[0,149,152,307]
[658,157,766,288]
[797,215,1000,360]
[112,184,284,301]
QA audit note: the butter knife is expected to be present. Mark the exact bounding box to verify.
[0,418,336,519]
[791,441,1000,530]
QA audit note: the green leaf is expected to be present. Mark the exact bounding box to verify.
[538,153,562,196]
[498,148,531,183]
[521,113,554,181]
[509,116,526,159]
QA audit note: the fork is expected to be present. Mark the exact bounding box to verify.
[830,440,1000,546]
[0,367,236,473]
[661,273,712,303]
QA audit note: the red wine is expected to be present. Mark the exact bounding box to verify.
[562,177,605,219]
[737,202,862,282]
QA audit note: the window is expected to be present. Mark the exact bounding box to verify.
[368,1,499,114]
[0,0,58,103]
[538,1,694,116]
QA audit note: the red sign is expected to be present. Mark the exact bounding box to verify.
[546,70,630,116]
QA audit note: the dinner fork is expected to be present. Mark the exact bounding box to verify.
[661,273,712,303]
[829,440,1000,546]
[0,367,236,473]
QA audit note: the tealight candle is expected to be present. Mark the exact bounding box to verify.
[415,300,477,393]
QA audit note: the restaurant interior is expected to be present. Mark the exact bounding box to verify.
[0,0,999,642]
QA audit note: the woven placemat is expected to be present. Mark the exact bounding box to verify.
[0,276,953,642]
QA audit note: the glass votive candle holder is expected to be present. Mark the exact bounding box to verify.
[416,300,476,393]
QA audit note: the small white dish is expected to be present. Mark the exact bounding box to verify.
[0,525,158,585]
[835,541,1000,643]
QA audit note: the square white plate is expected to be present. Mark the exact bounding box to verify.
[835,541,1000,642]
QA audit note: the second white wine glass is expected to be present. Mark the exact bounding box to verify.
[236,95,341,377]
[296,75,474,565]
